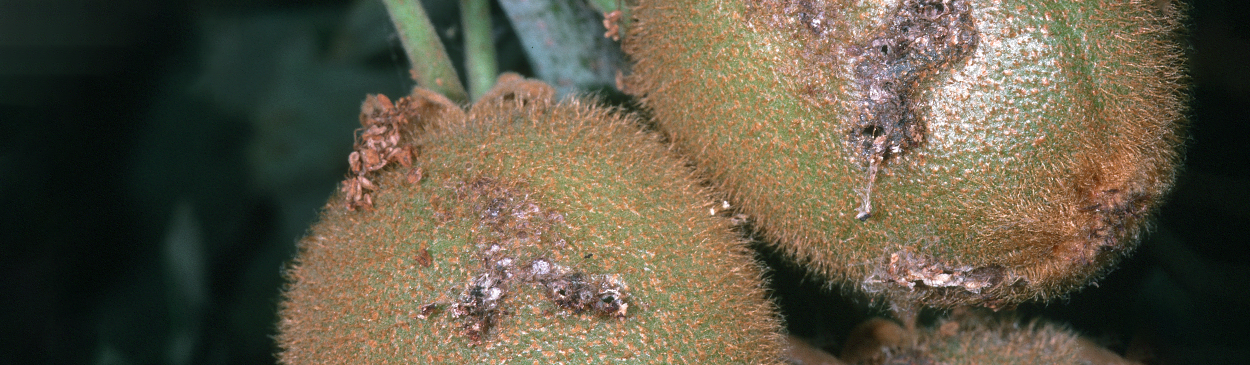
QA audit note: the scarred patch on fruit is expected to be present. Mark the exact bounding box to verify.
[438,177,630,343]
[526,259,629,317]
[747,0,982,220]
[869,251,1013,298]
[1074,187,1153,263]
[744,0,868,105]
[851,0,979,220]
[850,0,979,158]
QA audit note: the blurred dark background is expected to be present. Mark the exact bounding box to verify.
[0,0,1245,364]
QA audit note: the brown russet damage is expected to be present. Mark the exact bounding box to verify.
[528,259,629,317]
[434,177,630,342]
[850,0,978,220]
[872,251,1011,296]
[416,303,439,319]
[415,247,432,267]
[450,263,510,341]
[745,0,857,58]
[869,187,1156,303]
[1074,188,1153,263]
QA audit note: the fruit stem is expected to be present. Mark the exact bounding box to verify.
[382,0,469,103]
[460,0,497,100]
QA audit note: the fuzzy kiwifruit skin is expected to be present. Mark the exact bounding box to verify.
[623,0,1187,306]
[908,312,1142,365]
[838,312,1137,364]
[276,76,784,364]
[908,315,1083,364]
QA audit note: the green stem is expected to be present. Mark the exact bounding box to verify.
[460,0,497,100]
[382,0,468,103]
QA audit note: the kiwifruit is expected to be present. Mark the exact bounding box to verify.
[623,0,1187,307]
[799,310,1136,364]
[873,311,1104,364]
[276,74,784,363]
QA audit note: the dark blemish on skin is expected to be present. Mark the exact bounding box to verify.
[851,0,979,220]
[1076,188,1152,263]
[794,0,833,37]
[416,303,440,319]
[964,265,1006,288]
[449,255,630,342]
[875,251,1010,296]
[528,259,629,318]
[416,247,432,267]
[441,178,631,343]
[450,268,509,341]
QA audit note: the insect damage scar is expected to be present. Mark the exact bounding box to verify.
[441,178,630,343]
[850,0,978,220]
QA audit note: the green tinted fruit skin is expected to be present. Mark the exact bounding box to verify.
[276,77,784,364]
[918,315,1083,364]
[624,0,1186,306]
